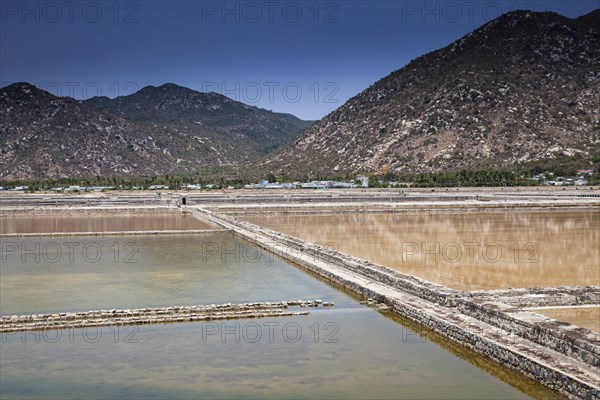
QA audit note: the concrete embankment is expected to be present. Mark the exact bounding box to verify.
[208,200,600,215]
[2,187,598,212]
[191,207,599,400]
[1,300,334,333]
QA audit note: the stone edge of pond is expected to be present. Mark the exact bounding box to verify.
[210,202,600,215]
[194,207,600,400]
[0,300,334,333]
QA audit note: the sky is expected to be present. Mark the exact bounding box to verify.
[1,0,598,120]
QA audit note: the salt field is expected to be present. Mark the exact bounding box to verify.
[0,214,213,234]
[536,306,600,333]
[1,190,598,399]
[0,233,556,399]
[244,211,600,290]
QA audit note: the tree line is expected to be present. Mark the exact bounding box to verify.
[1,167,598,191]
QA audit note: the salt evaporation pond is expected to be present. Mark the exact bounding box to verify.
[244,211,600,290]
[0,214,212,234]
[0,234,561,399]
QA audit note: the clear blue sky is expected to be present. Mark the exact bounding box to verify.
[1,0,598,120]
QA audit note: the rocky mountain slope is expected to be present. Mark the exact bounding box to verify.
[0,83,311,180]
[259,10,600,178]
[84,84,311,156]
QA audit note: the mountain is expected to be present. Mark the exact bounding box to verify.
[83,84,312,156]
[0,83,312,180]
[259,10,600,178]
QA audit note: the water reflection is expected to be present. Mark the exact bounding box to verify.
[0,234,346,315]
[244,211,600,290]
[0,234,563,399]
[1,312,559,399]
[536,307,600,333]
[0,214,213,234]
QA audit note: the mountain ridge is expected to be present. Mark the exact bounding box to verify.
[0,82,312,179]
[2,10,598,181]
[258,9,600,179]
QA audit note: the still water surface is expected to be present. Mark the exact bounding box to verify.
[0,214,212,234]
[244,211,600,290]
[536,307,600,333]
[0,234,340,315]
[0,234,561,399]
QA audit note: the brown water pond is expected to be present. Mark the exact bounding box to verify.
[244,211,600,290]
[536,306,600,333]
[0,234,561,399]
[0,214,213,234]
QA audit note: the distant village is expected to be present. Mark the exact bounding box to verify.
[1,170,595,192]
[242,176,370,190]
[531,170,592,186]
